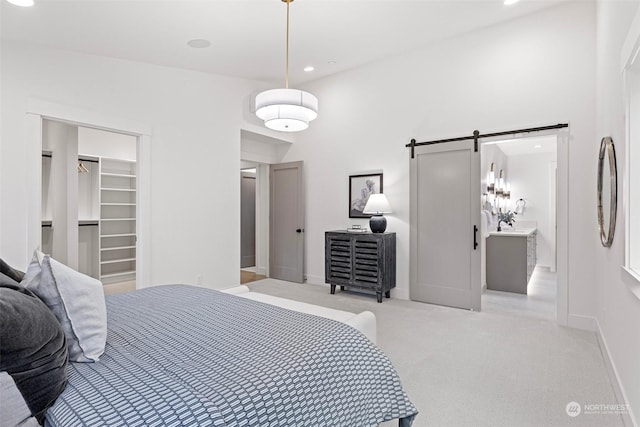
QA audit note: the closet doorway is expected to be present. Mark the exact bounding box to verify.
[40,119,140,295]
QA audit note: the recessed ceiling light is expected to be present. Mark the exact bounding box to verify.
[534,144,542,149]
[6,0,34,6]
[504,0,519,5]
[304,66,315,72]
[187,39,212,49]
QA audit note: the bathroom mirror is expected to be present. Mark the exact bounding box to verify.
[597,137,617,248]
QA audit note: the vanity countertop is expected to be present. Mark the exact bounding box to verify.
[488,227,536,237]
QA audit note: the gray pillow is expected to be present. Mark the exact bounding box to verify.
[21,251,107,363]
[0,271,20,287]
[0,283,68,424]
[0,258,25,283]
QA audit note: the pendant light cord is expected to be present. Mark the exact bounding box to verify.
[285,0,290,89]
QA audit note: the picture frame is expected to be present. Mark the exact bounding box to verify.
[349,173,383,218]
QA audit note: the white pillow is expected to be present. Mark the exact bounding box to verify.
[22,251,107,363]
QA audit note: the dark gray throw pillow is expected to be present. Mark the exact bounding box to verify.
[0,271,20,287]
[0,258,25,282]
[0,283,68,424]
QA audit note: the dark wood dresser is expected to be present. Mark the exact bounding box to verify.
[324,231,396,303]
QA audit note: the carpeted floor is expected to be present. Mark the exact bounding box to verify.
[247,277,624,427]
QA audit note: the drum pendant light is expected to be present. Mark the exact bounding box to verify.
[255,0,318,132]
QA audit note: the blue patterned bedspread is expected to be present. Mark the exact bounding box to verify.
[45,285,417,426]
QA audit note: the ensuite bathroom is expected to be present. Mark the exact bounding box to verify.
[480,135,558,320]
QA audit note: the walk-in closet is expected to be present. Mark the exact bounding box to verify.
[41,120,137,289]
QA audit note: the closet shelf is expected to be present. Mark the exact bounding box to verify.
[101,270,136,279]
[101,188,136,192]
[101,172,136,178]
[101,258,136,265]
[101,245,136,252]
[101,233,136,238]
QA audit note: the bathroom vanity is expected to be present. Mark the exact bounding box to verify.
[486,228,537,294]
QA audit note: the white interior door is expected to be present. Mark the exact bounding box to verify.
[270,161,304,283]
[410,140,481,310]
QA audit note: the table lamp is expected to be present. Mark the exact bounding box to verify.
[363,194,392,233]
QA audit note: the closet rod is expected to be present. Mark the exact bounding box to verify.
[78,158,99,164]
[406,123,568,158]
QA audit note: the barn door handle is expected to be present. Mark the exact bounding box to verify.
[473,225,479,250]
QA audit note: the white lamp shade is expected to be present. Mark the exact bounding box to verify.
[363,194,392,214]
[255,88,318,132]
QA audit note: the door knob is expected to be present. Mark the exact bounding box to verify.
[296,228,303,233]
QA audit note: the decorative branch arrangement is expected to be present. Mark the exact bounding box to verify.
[497,210,517,232]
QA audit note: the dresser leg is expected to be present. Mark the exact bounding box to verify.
[330,284,336,295]
[376,292,382,303]
[385,290,390,298]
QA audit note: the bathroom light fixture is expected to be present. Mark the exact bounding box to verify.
[254,0,318,132]
[487,163,496,193]
[363,194,392,233]
[6,0,34,6]
[495,169,504,198]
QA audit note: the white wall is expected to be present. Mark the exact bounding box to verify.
[506,151,557,268]
[287,2,597,311]
[595,1,640,424]
[78,127,137,161]
[0,41,267,289]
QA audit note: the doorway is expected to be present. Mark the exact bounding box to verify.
[239,129,304,285]
[480,135,558,321]
[408,124,569,325]
[41,120,139,294]
[240,166,266,284]
[25,100,152,292]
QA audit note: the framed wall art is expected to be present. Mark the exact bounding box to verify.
[349,173,383,218]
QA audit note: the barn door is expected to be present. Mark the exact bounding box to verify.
[410,140,481,310]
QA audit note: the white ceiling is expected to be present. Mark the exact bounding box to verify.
[489,135,558,156]
[1,0,566,86]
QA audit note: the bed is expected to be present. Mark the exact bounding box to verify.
[44,284,418,426]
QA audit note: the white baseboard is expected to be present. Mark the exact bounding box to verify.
[304,274,325,286]
[568,313,598,331]
[594,319,637,427]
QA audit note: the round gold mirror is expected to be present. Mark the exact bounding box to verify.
[597,137,617,248]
